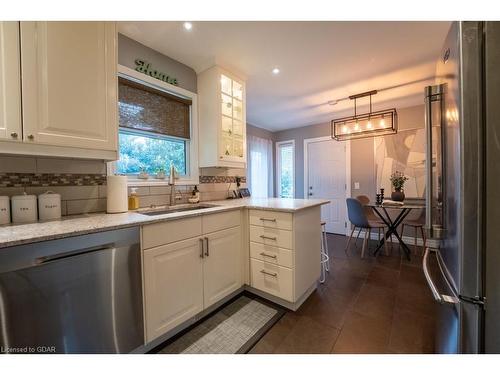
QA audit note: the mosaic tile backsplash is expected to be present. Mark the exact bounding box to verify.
[0,156,247,216]
[0,173,245,188]
[0,173,107,187]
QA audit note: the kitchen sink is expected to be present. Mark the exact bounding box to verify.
[137,204,219,216]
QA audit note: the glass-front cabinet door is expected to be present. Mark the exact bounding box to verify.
[198,65,246,168]
[219,74,245,161]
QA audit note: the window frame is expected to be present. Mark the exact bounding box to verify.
[276,140,295,198]
[109,64,199,186]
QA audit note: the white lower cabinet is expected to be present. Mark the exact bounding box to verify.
[143,237,204,342]
[249,207,321,305]
[203,226,242,308]
[142,210,243,343]
[250,258,293,301]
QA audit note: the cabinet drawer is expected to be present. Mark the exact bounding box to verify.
[202,209,241,234]
[142,216,202,249]
[250,258,293,302]
[249,209,292,230]
[250,242,293,268]
[249,225,293,250]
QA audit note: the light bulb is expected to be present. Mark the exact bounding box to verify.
[183,22,193,31]
[367,120,373,129]
[342,125,347,134]
[379,118,386,128]
[354,122,360,131]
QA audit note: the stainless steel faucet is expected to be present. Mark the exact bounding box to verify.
[168,163,182,206]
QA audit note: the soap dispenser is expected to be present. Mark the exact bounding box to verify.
[188,186,200,204]
[128,188,140,210]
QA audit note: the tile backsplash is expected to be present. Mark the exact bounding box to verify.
[0,156,247,216]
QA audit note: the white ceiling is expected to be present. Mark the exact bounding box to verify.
[118,21,451,132]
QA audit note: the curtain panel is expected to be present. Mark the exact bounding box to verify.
[247,134,273,198]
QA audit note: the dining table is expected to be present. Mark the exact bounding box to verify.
[366,203,426,260]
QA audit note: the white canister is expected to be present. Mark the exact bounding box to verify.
[0,196,10,225]
[11,193,38,224]
[38,191,62,221]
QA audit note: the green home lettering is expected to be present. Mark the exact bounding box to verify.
[135,59,178,86]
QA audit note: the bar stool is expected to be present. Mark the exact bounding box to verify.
[320,221,330,283]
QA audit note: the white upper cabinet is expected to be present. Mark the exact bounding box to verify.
[198,66,246,168]
[0,22,22,142]
[20,22,118,152]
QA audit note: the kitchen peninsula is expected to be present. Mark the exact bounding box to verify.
[0,197,328,352]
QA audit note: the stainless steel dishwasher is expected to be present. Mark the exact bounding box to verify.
[0,227,144,354]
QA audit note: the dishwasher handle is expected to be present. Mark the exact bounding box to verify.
[422,247,459,305]
[35,243,115,265]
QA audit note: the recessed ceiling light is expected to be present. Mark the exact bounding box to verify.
[272,67,280,75]
[183,22,193,31]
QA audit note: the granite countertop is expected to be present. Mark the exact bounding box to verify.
[0,197,329,249]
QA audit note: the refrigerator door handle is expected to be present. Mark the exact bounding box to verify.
[424,86,434,235]
[424,85,444,239]
[423,247,460,305]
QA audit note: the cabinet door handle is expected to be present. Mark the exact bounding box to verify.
[260,218,277,222]
[204,237,209,257]
[199,238,204,258]
[260,270,278,277]
[260,235,277,241]
[260,252,277,259]
[10,132,18,138]
[27,134,34,140]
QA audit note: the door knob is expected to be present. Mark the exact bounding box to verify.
[10,132,18,138]
[27,134,34,140]
[309,186,313,189]
[309,192,313,196]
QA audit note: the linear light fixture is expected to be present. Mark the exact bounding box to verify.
[331,90,397,141]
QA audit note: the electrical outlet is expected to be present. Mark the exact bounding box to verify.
[354,182,360,190]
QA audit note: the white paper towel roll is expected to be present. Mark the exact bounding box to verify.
[106,176,128,213]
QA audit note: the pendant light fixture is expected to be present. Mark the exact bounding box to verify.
[331,90,397,141]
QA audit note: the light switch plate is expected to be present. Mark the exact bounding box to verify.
[354,182,360,190]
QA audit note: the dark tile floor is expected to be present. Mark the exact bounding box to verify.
[249,234,436,354]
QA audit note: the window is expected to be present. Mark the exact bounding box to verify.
[115,73,196,180]
[247,135,273,198]
[117,130,186,175]
[276,140,295,198]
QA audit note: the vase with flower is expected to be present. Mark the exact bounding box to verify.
[389,171,408,202]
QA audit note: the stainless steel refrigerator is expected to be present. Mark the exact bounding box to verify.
[423,21,500,354]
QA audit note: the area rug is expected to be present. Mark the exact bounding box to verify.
[157,295,284,354]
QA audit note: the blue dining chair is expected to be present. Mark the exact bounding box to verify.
[345,198,388,257]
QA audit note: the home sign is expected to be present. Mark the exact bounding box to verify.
[135,59,178,86]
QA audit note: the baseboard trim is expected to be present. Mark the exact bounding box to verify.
[245,280,317,311]
[346,228,438,249]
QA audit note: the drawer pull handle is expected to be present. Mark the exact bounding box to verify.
[260,218,277,222]
[260,235,277,241]
[260,252,277,259]
[260,270,278,277]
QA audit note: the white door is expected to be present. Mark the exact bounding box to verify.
[0,22,22,142]
[203,226,242,308]
[143,237,204,342]
[306,139,347,234]
[20,22,117,150]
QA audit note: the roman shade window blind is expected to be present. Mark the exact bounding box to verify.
[118,77,191,139]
